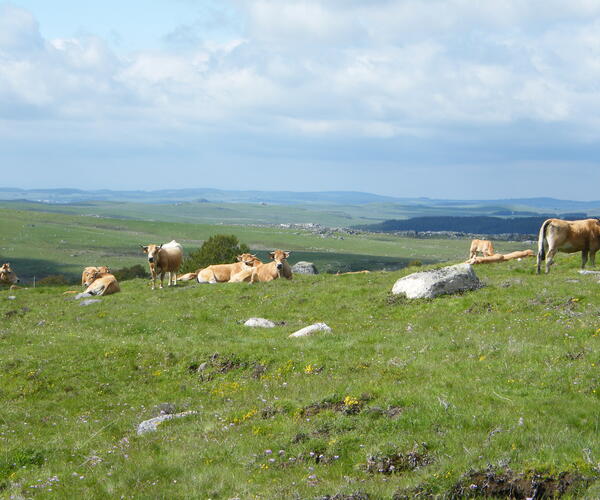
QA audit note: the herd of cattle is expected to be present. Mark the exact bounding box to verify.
[1,218,600,295]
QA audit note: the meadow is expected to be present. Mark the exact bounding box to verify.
[0,208,531,281]
[1,248,600,498]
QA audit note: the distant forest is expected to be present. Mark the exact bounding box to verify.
[361,214,595,235]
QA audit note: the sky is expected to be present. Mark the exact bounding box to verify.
[1,1,600,199]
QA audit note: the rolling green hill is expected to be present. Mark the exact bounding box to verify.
[1,253,599,498]
[0,208,532,282]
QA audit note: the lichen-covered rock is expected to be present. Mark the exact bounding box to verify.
[391,263,482,299]
[137,411,197,435]
[291,261,318,275]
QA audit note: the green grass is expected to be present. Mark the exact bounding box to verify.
[0,208,531,281]
[1,253,599,498]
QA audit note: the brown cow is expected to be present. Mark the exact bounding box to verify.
[0,263,19,286]
[82,269,120,296]
[537,218,600,274]
[198,253,262,284]
[141,240,183,289]
[82,266,110,287]
[250,250,293,283]
[469,239,495,259]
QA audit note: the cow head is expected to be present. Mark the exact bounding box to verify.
[83,268,104,287]
[237,253,261,267]
[141,244,162,264]
[0,263,19,285]
[269,250,290,271]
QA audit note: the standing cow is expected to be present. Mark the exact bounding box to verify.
[469,239,495,259]
[141,240,183,289]
[537,218,600,274]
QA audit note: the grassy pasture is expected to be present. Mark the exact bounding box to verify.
[0,209,531,281]
[1,252,600,498]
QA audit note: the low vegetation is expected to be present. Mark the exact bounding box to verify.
[1,253,599,498]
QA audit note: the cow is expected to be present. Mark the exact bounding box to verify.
[467,253,505,265]
[82,266,110,287]
[177,272,198,282]
[503,249,535,261]
[141,240,183,289]
[250,250,293,283]
[0,263,19,287]
[537,218,600,274]
[82,269,120,296]
[469,239,495,259]
[197,253,262,284]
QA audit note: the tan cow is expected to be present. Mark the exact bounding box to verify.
[198,253,262,284]
[82,269,120,296]
[537,218,600,274]
[503,249,535,261]
[0,263,19,287]
[177,272,198,282]
[469,239,495,259]
[141,240,183,289]
[82,266,110,286]
[250,250,293,283]
[467,253,505,265]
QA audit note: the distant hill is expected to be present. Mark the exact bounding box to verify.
[1,187,600,212]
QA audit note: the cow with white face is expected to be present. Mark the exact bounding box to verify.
[141,240,183,290]
[0,263,19,287]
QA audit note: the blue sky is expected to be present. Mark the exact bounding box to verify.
[1,1,600,199]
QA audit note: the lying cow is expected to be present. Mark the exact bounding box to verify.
[177,272,198,282]
[469,239,495,259]
[537,218,600,274]
[82,269,120,296]
[250,250,293,283]
[0,263,19,287]
[141,240,183,289]
[82,266,110,287]
[503,249,535,261]
[198,253,262,284]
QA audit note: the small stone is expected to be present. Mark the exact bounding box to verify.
[289,323,332,338]
[244,318,276,328]
[7,296,16,300]
[79,299,101,306]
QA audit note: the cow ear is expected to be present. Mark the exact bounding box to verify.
[141,246,148,253]
[236,255,243,261]
[269,252,275,259]
[284,251,290,258]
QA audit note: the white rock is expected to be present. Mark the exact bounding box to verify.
[7,296,16,300]
[79,299,101,306]
[391,263,482,299]
[137,411,197,435]
[578,270,600,275]
[75,292,93,300]
[244,318,276,328]
[292,261,318,275]
[289,322,331,338]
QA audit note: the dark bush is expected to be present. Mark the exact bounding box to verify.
[112,264,148,282]
[37,274,72,286]
[180,234,250,273]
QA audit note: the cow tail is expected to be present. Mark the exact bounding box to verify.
[537,220,551,261]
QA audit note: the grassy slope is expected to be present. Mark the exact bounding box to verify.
[1,254,599,498]
[0,209,531,280]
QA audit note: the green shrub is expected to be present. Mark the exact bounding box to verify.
[180,234,250,273]
[112,264,148,282]
[37,274,72,286]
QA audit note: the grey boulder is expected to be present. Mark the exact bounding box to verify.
[391,263,482,299]
[291,261,318,275]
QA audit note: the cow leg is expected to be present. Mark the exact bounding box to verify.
[151,271,156,290]
[173,271,177,286]
[581,250,589,269]
[160,272,165,289]
[545,248,558,274]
